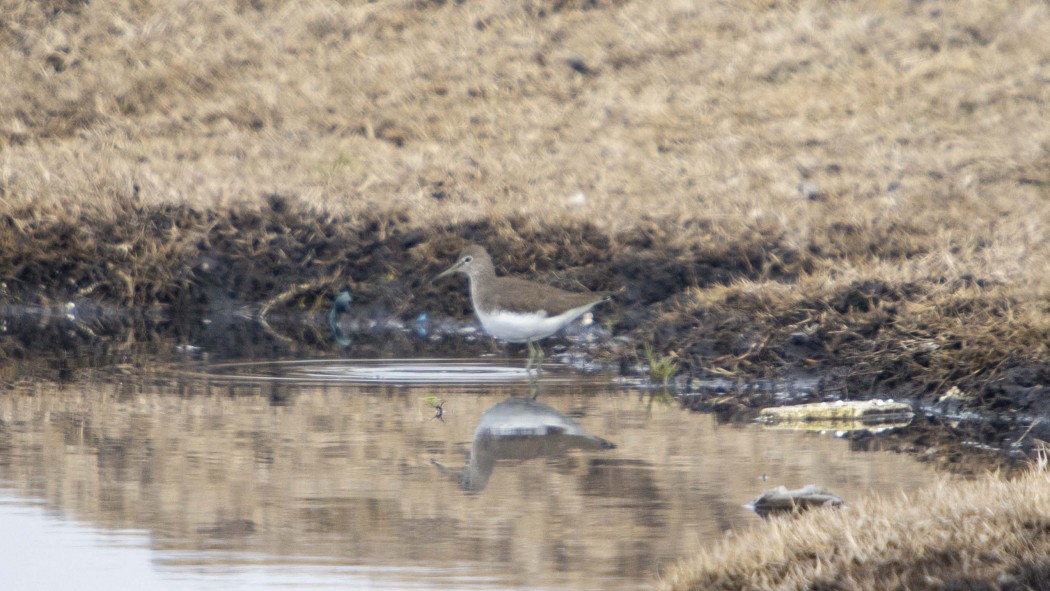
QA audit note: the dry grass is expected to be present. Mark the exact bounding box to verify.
[656,460,1050,590]
[1,0,1049,394]
[658,267,1050,391]
[3,1,1048,226]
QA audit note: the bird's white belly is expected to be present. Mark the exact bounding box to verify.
[475,305,592,343]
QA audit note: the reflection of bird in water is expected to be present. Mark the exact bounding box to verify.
[437,397,616,493]
[327,289,353,348]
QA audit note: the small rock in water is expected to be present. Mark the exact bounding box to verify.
[747,484,843,518]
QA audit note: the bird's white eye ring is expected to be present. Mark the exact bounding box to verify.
[463,256,473,263]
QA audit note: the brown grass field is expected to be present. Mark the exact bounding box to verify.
[1,1,1049,587]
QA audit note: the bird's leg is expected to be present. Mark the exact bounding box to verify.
[529,376,543,400]
[524,340,533,373]
[534,343,545,375]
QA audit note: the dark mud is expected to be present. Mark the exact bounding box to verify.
[1,197,1048,471]
[678,375,1043,476]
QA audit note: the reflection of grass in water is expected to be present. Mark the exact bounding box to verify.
[643,343,679,387]
[644,389,675,419]
[641,343,678,417]
[420,396,445,422]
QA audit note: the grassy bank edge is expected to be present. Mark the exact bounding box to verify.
[655,456,1050,590]
[2,197,1047,397]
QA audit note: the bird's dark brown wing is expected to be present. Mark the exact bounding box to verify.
[480,276,605,316]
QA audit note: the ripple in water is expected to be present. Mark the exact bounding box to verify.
[183,359,605,385]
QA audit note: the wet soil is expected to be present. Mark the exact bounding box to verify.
[1,197,1048,472]
[678,376,1040,477]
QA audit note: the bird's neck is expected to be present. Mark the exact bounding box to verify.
[472,263,497,282]
[467,266,497,309]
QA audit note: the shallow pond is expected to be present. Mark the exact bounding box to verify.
[0,357,939,590]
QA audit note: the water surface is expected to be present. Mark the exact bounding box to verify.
[0,359,938,590]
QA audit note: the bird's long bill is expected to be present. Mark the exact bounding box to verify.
[432,261,462,282]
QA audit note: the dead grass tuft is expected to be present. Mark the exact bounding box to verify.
[656,463,1050,591]
[655,272,1050,395]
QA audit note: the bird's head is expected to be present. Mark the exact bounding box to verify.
[433,244,491,282]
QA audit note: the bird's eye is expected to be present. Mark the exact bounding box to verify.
[463,256,473,263]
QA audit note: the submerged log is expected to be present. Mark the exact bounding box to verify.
[758,399,914,427]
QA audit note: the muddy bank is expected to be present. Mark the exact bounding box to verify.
[1,198,1048,468]
[679,376,1038,476]
[1,304,1039,475]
